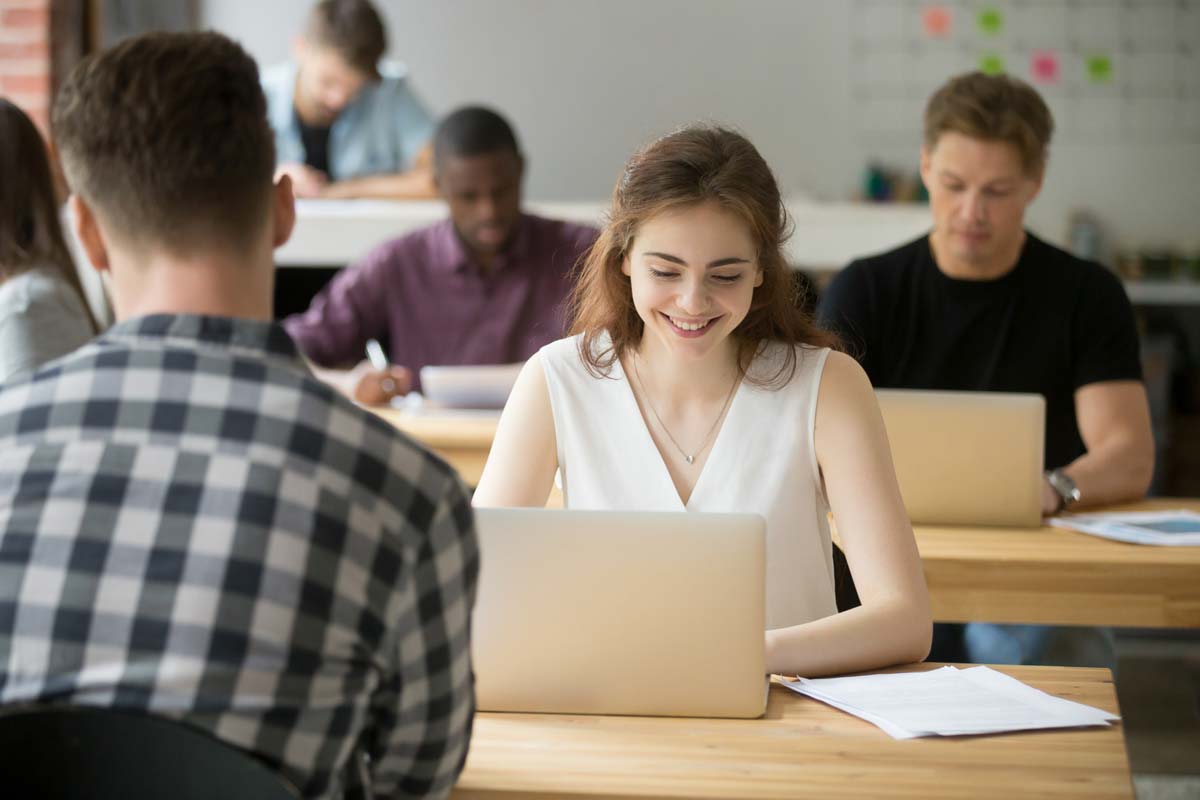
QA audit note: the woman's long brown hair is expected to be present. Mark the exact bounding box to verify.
[0,98,98,333]
[568,124,836,388]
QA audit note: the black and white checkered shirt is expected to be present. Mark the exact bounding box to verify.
[0,315,479,799]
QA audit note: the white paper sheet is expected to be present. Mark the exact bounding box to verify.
[1049,510,1200,546]
[781,666,1118,739]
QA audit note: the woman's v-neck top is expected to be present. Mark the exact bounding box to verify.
[539,333,837,629]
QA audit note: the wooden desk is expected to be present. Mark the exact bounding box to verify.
[371,408,498,487]
[451,664,1130,799]
[370,408,1200,628]
[915,498,1200,628]
[272,201,1199,303]
[275,198,932,271]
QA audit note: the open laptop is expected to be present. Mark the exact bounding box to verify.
[471,508,767,718]
[875,389,1045,527]
[418,363,522,409]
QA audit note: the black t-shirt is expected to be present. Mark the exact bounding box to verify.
[297,113,332,177]
[816,232,1142,469]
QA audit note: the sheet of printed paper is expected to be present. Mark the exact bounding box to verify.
[781,666,1117,739]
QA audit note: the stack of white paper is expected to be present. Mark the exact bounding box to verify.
[1048,510,1200,546]
[781,666,1118,739]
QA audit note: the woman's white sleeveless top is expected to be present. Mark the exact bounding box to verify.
[539,334,837,629]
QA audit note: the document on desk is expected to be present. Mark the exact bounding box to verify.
[1048,510,1200,546]
[781,666,1118,739]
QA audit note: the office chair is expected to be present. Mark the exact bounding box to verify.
[0,704,299,800]
[832,542,861,612]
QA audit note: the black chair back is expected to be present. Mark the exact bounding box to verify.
[832,542,862,612]
[0,704,299,800]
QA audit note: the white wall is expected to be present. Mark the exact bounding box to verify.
[200,0,1200,254]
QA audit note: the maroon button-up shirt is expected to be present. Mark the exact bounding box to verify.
[283,213,598,390]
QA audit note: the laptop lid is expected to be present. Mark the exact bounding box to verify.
[418,363,522,409]
[471,508,767,718]
[876,389,1045,527]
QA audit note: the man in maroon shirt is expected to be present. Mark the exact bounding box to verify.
[283,106,598,403]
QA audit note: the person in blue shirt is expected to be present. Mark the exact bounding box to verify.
[261,0,436,199]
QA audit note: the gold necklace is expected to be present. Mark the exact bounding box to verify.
[631,356,739,465]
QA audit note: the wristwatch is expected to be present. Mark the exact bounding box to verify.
[1046,469,1081,514]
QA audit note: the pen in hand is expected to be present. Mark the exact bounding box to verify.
[365,338,398,396]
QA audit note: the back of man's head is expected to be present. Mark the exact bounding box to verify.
[306,0,387,78]
[923,71,1054,176]
[433,106,522,168]
[53,31,275,255]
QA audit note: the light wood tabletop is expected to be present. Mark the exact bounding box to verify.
[369,407,1200,628]
[915,497,1200,628]
[370,408,498,486]
[451,663,1130,800]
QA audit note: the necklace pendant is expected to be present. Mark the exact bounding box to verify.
[685,455,694,464]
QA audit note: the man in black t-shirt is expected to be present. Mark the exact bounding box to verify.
[822,231,1144,474]
[817,72,1154,665]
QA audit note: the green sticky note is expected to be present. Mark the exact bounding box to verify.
[978,7,1003,35]
[979,53,1005,75]
[1086,54,1113,83]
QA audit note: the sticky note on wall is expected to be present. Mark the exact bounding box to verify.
[979,53,1005,75]
[1031,50,1060,84]
[1086,54,1113,83]
[977,7,1003,36]
[922,5,952,38]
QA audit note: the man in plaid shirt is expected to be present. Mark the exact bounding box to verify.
[0,32,478,798]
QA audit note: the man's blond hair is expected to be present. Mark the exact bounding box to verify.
[924,71,1054,175]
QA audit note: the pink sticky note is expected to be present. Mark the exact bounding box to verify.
[1031,50,1060,84]
[922,5,952,38]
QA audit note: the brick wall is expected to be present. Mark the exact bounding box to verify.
[0,0,52,132]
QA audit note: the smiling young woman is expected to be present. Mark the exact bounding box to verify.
[473,124,932,678]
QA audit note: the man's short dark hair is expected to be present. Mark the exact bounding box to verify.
[433,106,522,166]
[306,0,387,78]
[52,31,275,253]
